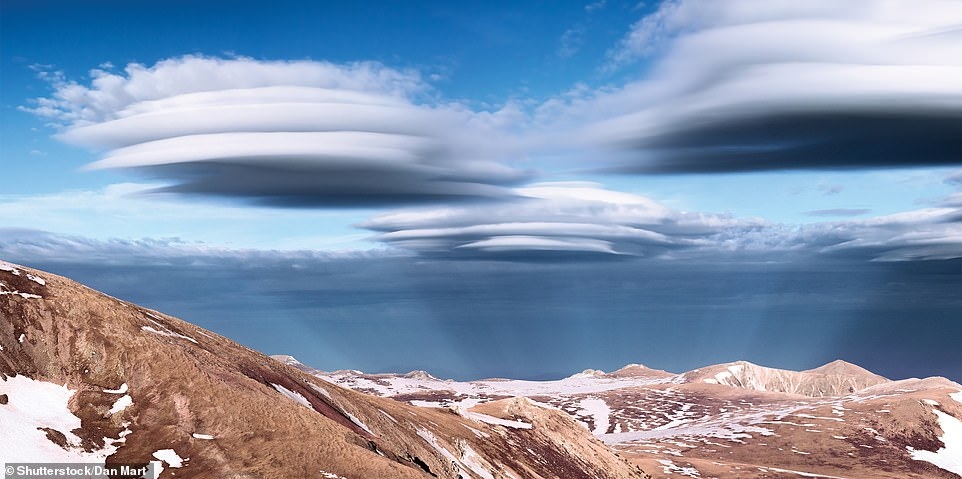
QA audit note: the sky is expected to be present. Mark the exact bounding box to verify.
[1,0,960,381]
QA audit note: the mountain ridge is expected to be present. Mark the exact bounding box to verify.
[287,353,962,478]
[6,260,960,479]
[274,356,899,399]
[0,260,649,479]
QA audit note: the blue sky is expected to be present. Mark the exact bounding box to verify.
[1,0,960,380]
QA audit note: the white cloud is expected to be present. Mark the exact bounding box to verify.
[27,57,427,126]
[362,182,962,262]
[0,183,377,251]
[25,55,531,206]
[818,208,962,261]
[606,0,962,71]
[18,5,962,259]
[558,26,586,58]
[0,229,382,266]
[25,3,962,202]
[577,0,962,172]
[585,1,607,13]
[362,183,762,258]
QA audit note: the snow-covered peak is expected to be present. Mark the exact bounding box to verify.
[608,363,676,379]
[403,370,437,381]
[271,355,302,366]
[695,360,890,397]
[568,369,607,379]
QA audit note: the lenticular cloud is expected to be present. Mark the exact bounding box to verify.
[584,0,962,173]
[360,181,962,262]
[25,1,962,205]
[26,56,530,206]
[360,182,763,259]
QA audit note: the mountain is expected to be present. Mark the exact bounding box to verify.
[685,359,890,397]
[0,261,649,479]
[299,359,962,479]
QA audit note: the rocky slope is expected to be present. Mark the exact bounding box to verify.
[0,261,649,479]
[296,359,962,478]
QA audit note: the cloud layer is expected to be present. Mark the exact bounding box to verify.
[362,182,962,262]
[25,0,962,207]
[17,3,962,264]
[26,56,530,206]
[361,182,761,259]
[582,0,962,173]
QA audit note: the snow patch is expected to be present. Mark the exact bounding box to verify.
[320,472,346,479]
[112,422,133,446]
[191,433,215,440]
[108,395,132,414]
[569,369,606,379]
[141,325,198,344]
[344,410,375,435]
[657,459,701,477]
[0,263,43,297]
[908,409,962,476]
[0,287,42,299]
[795,413,843,422]
[460,444,495,479]
[316,364,675,399]
[653,402,695,431]
[464,424,488,438]
[152,448,187,476]
[578,397,612,435]
[1,263,47,286]
[309,382,332,399]
[379,409,398,423]
[416,428,460,467]
[104,383,128,394]
[0,261,19,274]
[713,370,734,384]
[0,374,125,463]
[764,466,850,478]
[600,402,776,445]
[462,410,533,429]
[270,383,313,409]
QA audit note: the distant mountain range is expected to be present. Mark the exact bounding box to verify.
[277,354,962,478]
[2,260,959,479]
